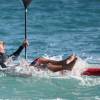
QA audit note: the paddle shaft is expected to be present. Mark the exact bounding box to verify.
[22,0,32,59]
[25,9,27,59]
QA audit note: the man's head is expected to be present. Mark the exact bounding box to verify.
[0,41,5,53]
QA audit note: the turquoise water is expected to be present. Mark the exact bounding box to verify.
[0,0,100,100]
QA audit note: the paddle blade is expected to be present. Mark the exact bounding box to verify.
[22,0,32,9]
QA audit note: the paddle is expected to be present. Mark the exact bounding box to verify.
[22,0,32,59]
[22,0,32,9]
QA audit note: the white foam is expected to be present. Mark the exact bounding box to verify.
[1,55,100,85]
[71,57,89,76]
[43,54,63,61]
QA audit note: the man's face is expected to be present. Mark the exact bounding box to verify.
[0,44,5,53]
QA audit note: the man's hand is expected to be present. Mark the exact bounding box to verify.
[22,39,29,47]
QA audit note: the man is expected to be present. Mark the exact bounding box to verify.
[0,40,28,68]
[30,54,77,72]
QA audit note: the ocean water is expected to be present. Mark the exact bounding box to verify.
[0,0,100,100]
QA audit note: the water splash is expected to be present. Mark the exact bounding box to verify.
[43,54,63,61]
[71,57,89,76]
[79,76,100,87]
[0,55,89,78]
[1,55,100,86]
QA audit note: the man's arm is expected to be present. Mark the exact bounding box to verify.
[9,40,29,59]
[10,45,24,57]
